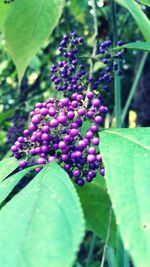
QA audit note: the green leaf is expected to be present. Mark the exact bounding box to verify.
[0,109,15,123]
[0,162,85,267]
[0,0,13,31]
[0,157,19,182]
[100,128,150,267]
[114,41,150,52]
[0,166,35,205]
[4,0,64,83]
[70,0,88,23]
[137,0,150,6]
[76,182,116,246]
[115,0,150,41]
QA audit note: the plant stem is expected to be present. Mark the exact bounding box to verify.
[122,52,148,124]
[110,0,121,128]
[110,2,130,266]
[85,0,98,106]
[100,207,112,267]
[85,234,97,267]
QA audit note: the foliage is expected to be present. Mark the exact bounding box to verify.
[0,0,150,266]
[100,128,150,267]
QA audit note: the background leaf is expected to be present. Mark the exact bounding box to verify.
[0,0,12,32]
[100,128,150,267]
[4,0,64,83]
[0,109,15,123]
[114,41,150,51]
[70,0,88,23]
[137,0,150,6]
[0,162,85,267]
[76,183,116,246]
[115,0,150,41]
[0,157,19,181]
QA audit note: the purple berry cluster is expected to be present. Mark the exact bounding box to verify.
[11,94,107,186]
[50,34,125,96]
[50,33,87,94]
[11,33,126,186]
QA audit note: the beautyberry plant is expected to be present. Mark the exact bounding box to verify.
[11,33,126,186]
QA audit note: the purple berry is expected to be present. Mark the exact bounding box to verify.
[87,154,96,163]
[37,158,46,165]
[92,137,99,146]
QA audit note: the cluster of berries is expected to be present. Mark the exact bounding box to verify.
[51,33,125,97]
[11,94,107,186]
[50,33,87,94]
[11,33,125,186]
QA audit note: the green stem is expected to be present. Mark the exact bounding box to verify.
[122,52,148,124]
[85,0,98,106]
[100,207,112,267]
[85,234,97,267]
[110,0,121,128]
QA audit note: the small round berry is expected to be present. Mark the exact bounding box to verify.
[86,92,94,99]
[37,158,46,165]
[49,107,56,116]
[92,98,101,107]
[35,167,42,172]
[18,137,24,143]
[23,129,30,136]
[42,125,50,133]
[48,156,57,163]
[96,154,102,162]
[59,141,66,150]
[67,111,75,120]
[11,145,18,153]
[88,147,96,154]
[78,140,86,150]
[88,170,96,178]
[90,124,98,133]
[73,169,81,177]
[94,115,103,124]
[86,176,93,182]
[19,160,28,168]
[117,40,124,46]
[40,108,49,116]
[50,118,59,128]
[69,129,78,137]
[86,130,93,139]
[31,115,41,125]
[92,137,99,146]
[100,168,105,176]
[42,133,50,141]
[75,178,84,186]
[78,108,86,116]
[87,154,96,163]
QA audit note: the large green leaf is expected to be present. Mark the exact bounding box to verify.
[0,157,19,182]
[4,0,64,83]
[76,183,116,246]
[0,162,85,267]
[115,0,150,41]
[114,41,150,51]
[0,0,13,31]
[137,0,150,6]
[100,128,150,267]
